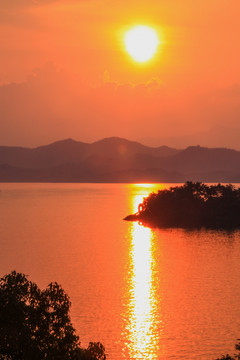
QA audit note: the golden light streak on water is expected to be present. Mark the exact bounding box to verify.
[125,185,163,359]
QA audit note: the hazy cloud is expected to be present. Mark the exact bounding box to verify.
[0,64,176,146]
[0,0,58,9]
[219,84,240,99]
[1,64,240,148]
[0,0,89,10]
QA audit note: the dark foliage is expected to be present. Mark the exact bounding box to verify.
[78,343,106,360]
[0,271,106,360]
[215,340,240,359]
[125,182,240,229]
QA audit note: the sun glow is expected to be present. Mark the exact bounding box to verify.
[124,25,160,63]
[123,185,163,359]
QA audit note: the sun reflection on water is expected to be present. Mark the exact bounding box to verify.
[124,185,163,359]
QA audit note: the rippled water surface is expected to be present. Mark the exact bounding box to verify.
[1,183,240,359]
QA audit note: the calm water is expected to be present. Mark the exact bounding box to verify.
[1,183,240,359]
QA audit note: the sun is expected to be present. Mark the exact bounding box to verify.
[124,25,159,63]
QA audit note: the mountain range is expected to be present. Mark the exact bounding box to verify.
[0,137,240,183]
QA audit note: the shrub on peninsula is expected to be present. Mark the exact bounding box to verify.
[125,182,240,229]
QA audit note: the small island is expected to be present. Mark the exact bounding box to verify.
[124,182,240,230]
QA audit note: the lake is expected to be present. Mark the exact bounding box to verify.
[1,183,240,359]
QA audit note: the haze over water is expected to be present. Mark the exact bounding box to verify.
[1,183,240,359]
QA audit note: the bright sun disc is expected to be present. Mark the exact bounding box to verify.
[124,25,159,63]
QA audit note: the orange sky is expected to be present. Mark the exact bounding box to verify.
[0,0,240,148]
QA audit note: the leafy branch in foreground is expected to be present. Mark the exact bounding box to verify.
[0,271,106,360]
[125,182,240,229]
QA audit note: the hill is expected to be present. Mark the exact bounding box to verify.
[0,138,240,182]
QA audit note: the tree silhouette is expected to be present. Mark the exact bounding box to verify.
[125,182,240,229]
[0,271,106,360]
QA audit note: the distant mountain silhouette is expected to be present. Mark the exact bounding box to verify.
[139,126,240,151]
[0,137,178,169]
[1,137,240,182]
